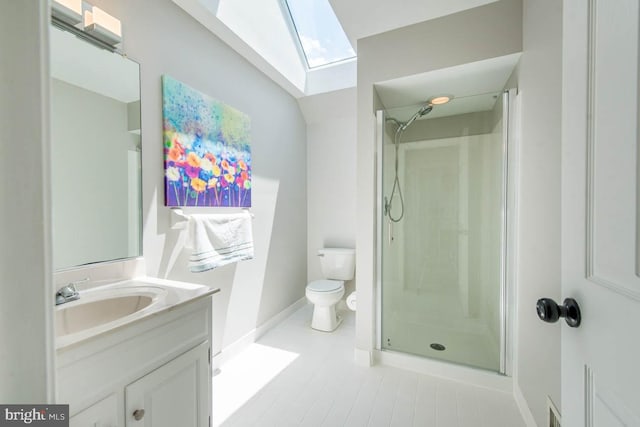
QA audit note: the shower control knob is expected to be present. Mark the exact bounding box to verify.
[536,297,582,328]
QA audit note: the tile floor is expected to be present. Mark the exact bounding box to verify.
[213,304,526,427]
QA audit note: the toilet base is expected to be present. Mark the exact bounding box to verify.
[311,304,342,332]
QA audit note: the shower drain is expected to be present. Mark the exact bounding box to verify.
[430,343,446,351]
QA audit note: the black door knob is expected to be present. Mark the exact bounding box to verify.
[536,297,581,328]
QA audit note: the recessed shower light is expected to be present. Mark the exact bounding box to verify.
[429,96,452,105]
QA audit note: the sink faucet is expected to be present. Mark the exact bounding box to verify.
[55,278,88,305]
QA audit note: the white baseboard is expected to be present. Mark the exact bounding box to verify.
[213,297,307,370]
[354,347,373,366]
[514,382,538,427]
[375,349,513,393]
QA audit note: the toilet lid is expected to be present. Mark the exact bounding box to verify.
[307,280,343,292]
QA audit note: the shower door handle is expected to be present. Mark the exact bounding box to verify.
[536,297,582,327]
[387,220,394,245]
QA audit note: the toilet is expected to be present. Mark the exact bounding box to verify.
[306,248,355,332]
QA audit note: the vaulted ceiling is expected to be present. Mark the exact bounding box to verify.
[173,0,504,102]
[329,0,498,46]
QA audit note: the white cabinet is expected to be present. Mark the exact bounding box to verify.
[70,394,118,427]
[57,296,212,427]
[125,342,210,427]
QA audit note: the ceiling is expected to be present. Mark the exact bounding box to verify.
[375,53,520,122]
[329,0,499,47]
[174,0,512,102]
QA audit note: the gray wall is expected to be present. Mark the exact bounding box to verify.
[90,0,307,355]
[399,111,497,142]
[0,0,55,402]
[515,0,563,423]
[299,88,357,297]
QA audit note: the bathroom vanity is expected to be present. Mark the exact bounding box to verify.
[55,278,217,427]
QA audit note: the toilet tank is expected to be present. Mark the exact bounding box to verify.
[318,248,355,280]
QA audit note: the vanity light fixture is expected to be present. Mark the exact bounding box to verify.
[51,0,122,51]
[83,6,122,46]
[429,95,453,105]
[51,0,83,26]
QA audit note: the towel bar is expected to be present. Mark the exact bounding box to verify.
[170,207,254,230]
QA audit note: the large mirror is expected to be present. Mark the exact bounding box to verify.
[50,25,142,270]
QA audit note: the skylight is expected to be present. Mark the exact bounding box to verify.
[284,0,356,69]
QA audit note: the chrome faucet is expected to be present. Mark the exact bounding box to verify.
[55,278,88,305]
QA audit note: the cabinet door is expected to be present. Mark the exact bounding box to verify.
[125,342,210,427]
[70,394,119,427]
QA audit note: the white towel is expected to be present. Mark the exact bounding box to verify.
[186,212,254,273]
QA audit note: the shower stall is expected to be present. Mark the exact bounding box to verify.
[376,90,515,374]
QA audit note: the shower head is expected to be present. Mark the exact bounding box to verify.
[399,103,433,131]
[417,103,434,116]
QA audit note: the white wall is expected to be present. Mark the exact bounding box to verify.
[88,0,307,356]
[0,0,55,402]
[299,88,357,297]
[356,0,523,355]
[515,0,563,424]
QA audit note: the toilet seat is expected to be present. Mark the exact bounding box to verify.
[307,279,343,293]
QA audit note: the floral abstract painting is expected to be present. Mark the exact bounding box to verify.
[162,75,251,207]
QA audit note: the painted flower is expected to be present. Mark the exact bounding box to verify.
[226,165,236,176]
[172,135,186,153]
[241,171,249,181]
[237,160,248,171]
[187,152,201,167]
[168,146,182,162]
[221,159,230,171]
[199,157,213,172]
[166,166,181,181]
[212,164,222,177]
[243,180,251,189]
[190,177,206,193]
[207,178,218,189]
[224,173,235,183]
[205,153,217,164]
[185,165,201,179]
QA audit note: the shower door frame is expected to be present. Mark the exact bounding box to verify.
[375,89,518,376]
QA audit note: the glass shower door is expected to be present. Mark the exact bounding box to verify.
[379,92,508,373]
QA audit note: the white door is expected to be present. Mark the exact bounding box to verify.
[125,342,211,427]
[561,0,640,426]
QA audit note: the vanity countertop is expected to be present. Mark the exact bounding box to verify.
[55,277,219,350]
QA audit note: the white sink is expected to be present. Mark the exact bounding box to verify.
[56,284,167,343]
[54,278,217,349]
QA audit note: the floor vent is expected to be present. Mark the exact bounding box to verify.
[547,397,561,427]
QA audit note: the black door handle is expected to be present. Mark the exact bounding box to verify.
[536,297,581,327]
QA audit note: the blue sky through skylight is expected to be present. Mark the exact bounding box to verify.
[284,0,356,68]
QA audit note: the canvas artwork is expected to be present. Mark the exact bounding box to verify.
[162,75,252,207]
